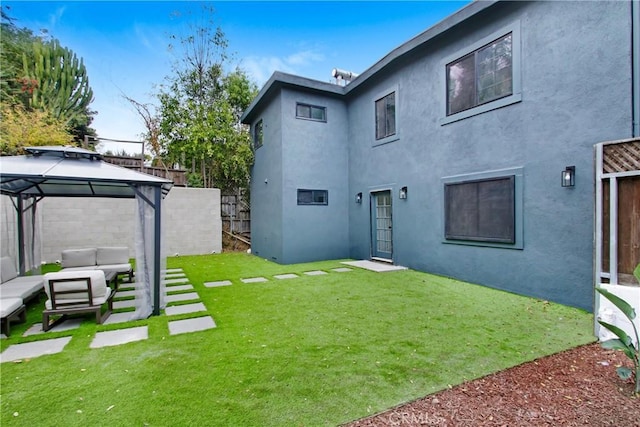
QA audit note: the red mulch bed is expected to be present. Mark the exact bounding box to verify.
[345,343,639,426]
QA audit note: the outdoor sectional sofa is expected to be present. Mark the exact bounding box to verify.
[0,256,44,336]
[60,247,133,287]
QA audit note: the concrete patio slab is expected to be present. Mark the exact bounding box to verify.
[102,312,137,325]
[168,316,216,335]
[204,280,232,288]
[90,326,148,348]
[165,302,207,316]
[332,267,353,273]
[113,299,136,309]
[341,260,408,272]
[163,277,189,285]
[115,290,140,298]
[23,319,83,336]
[165,284,194,293]
[304,270,328,276]
[241,277,268,283]
[1,336,72,363]
[274,274,299,280]
[165,292,200,303]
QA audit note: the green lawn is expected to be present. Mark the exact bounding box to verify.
[1,253,594,426]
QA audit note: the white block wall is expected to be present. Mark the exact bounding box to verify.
[1,187,221,263]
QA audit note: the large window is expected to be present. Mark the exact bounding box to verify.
[375,92,396,140]
[253,120,263,149]
[297,189,328,206]
[296,103,326,122]
[445,176,515,244]
[447,33,513,116]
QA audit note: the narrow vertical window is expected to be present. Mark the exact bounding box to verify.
[254,120,263,149]
[375,92,396,140]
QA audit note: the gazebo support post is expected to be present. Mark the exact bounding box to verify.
[153,186,162,316]
[16,195,25,275]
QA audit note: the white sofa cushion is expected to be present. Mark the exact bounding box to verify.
[44,287,111,310]
[44,270,107,301]
[61,248,97,269]
[0,278,44,300]
[1,256,18,283]
[96,247,129,266]
[0,298,23,317]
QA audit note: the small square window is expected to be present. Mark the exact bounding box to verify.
[297,189,328,205]
[253,120,263,149]
[296,103,326,122]
[375,92,396,140]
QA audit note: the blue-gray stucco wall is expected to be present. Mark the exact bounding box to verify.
[250,92,284,262]
[348,1,631,311]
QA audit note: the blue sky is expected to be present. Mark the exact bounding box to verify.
[5,1,469,153]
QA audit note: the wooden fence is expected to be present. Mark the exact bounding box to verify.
[221,194,250,236]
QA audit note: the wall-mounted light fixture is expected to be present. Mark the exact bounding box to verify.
[399,186,408,199]
[561,166,575,187]
[355,192,362,204]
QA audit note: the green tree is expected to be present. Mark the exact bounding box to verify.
[156,5,257,192]
[0,104,74,155]
[21,38,96,142]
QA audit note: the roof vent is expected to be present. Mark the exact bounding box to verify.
[332,68,359,86]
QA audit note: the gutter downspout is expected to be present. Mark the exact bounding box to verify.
[633,0,639,137]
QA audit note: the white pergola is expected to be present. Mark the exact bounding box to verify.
[0,146,173,317]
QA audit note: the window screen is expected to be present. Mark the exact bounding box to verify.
[444,176,515,243]
[297,189,328,205]
[296,103,326,122]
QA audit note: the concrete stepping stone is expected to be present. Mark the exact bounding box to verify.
[332,267,353,273]
[165,302,207,316]
[165,284,194,293]
[113,299,136,309]
[115,289,140,298]
[241,277,268,283]
[304,270,328,276]
[165,292,199,303]
[168,316,216,335]
[90,326,148,348]
[102,312,137,325]
[162,268,183,274]
[23,319,83,336]
[163,273,186,279]
[274,273,299,280]
[163,277,189,285]
[204,280,232,288]
[1,336,72,363]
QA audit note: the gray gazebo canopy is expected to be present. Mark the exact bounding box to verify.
[0,146,173,317]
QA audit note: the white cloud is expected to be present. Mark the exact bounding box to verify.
[239,48,326,87]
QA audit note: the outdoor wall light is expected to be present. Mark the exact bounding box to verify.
[399,186,408,199]
[561,166,575,187]
[355,192,363,204]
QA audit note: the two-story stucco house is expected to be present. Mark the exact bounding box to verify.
[241,0,640,311]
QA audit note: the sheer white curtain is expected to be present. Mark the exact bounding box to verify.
[1,196,41,274]
[132,186,166,319]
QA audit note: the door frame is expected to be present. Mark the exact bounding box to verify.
[370,189,393,261]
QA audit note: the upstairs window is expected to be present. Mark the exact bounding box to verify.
[375,92,396,140]
[296,103,326,122]
[253,120,263,149]
[447,33,513,116]
[297,189,328,206]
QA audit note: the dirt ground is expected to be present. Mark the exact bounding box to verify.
[345,343,639,426]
